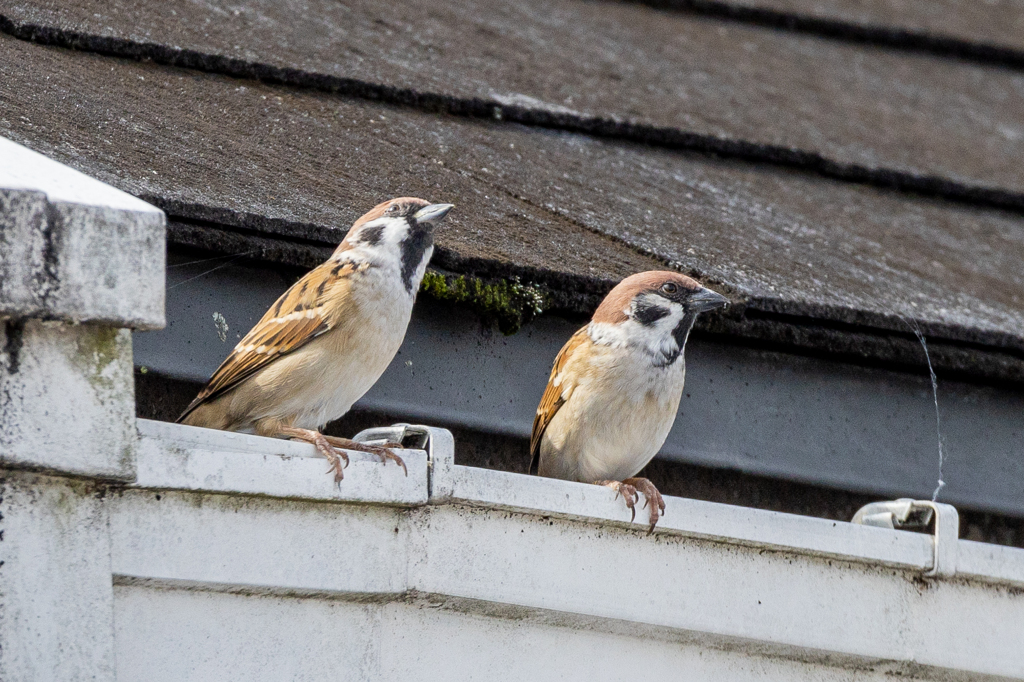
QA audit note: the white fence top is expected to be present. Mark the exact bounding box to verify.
[137,419,1024,591]
[126,419,1024,680]
[0,137,161,213]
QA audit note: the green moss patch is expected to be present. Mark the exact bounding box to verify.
[421,271,549,334]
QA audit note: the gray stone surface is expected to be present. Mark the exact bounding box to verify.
[4,0,1024,195]
[747,0,1024,49]
[0,320,137,479]
[0,472,117,682]
[0,137,166,329]
[2,36,1023,377]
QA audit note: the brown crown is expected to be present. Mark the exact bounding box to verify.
[351,197,430,230]
[334,197,431,254]
[592,271,701,324]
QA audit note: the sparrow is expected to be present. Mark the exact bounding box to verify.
[530,271,728,532]
[178,197,454,481]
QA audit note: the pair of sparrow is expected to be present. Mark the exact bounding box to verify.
[179,197,728,530]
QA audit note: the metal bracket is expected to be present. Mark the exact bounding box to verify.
[852,499,959,578]
[352,423,455,500]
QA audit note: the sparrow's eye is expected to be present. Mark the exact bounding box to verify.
[385,204,401,216]
[661,282,678,294]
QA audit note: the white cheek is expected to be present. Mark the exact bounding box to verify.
[382,221,408,249]
[589,302,685,361]
[630,320,678,358]
[655,307,684,334]
[588,321,630,347]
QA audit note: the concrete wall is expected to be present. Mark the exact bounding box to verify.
[0,137,164,682]
[3,136,1023,682]
[0,137,165,479]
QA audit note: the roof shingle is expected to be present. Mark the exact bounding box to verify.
[5,0,1024,199]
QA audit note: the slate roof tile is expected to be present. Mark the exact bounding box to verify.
[0,36,664,295]
[728,0,1024,53]
[5,0,1024,201]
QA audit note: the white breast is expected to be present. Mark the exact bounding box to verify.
[539,343,686,483]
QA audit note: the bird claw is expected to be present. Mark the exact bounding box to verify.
[368,444,408,476]
[323,436,408,477]
[623,477,666,534]
[281,428,348,485]
[596,480,639,523]
[314,436,347,486]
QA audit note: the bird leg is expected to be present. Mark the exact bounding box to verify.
[595,480,640,522]
[323,436,408,476]
[622,477,666,534]
[277,427,349,484]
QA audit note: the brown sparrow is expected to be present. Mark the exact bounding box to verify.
[530,271,728,531]
[178,197,454,481]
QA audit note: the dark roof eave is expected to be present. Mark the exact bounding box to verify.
[164,218,1024,388]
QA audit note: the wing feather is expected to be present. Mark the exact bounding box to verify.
[177,260,363,421]
[529,327,590,475]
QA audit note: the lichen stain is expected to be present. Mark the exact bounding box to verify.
[45,478,98,534]
[71,326,130,394]
[420,271,548,334]
[118,440,135,474]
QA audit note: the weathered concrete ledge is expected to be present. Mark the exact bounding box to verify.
[1,136,166,479]
[136,418,427,505]
[1,139,169,682]
[0,137,165,329]
[0,321,136,478]
[0,473,118,681]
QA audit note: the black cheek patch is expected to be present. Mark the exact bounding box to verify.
[634,301,670,326]
[358,224,386,247]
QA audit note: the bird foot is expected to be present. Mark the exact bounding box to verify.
[277,427,349,484]
[595,480,640,522]
[323,436,408,476]
[622,477,666,534]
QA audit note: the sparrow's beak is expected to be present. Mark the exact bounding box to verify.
[690,287,729,313]
[414,203,455,225]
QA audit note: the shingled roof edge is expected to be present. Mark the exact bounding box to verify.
[623,0,1024,70]
[5,15,1024,219]
[156,198,1024,388]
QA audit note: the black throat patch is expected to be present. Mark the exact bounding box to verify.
[651,313,698,367]
[672,312,698,351]
[399,222,433,294]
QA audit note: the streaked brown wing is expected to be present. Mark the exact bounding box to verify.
[529,327,589,475]
[177,260,361,421]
